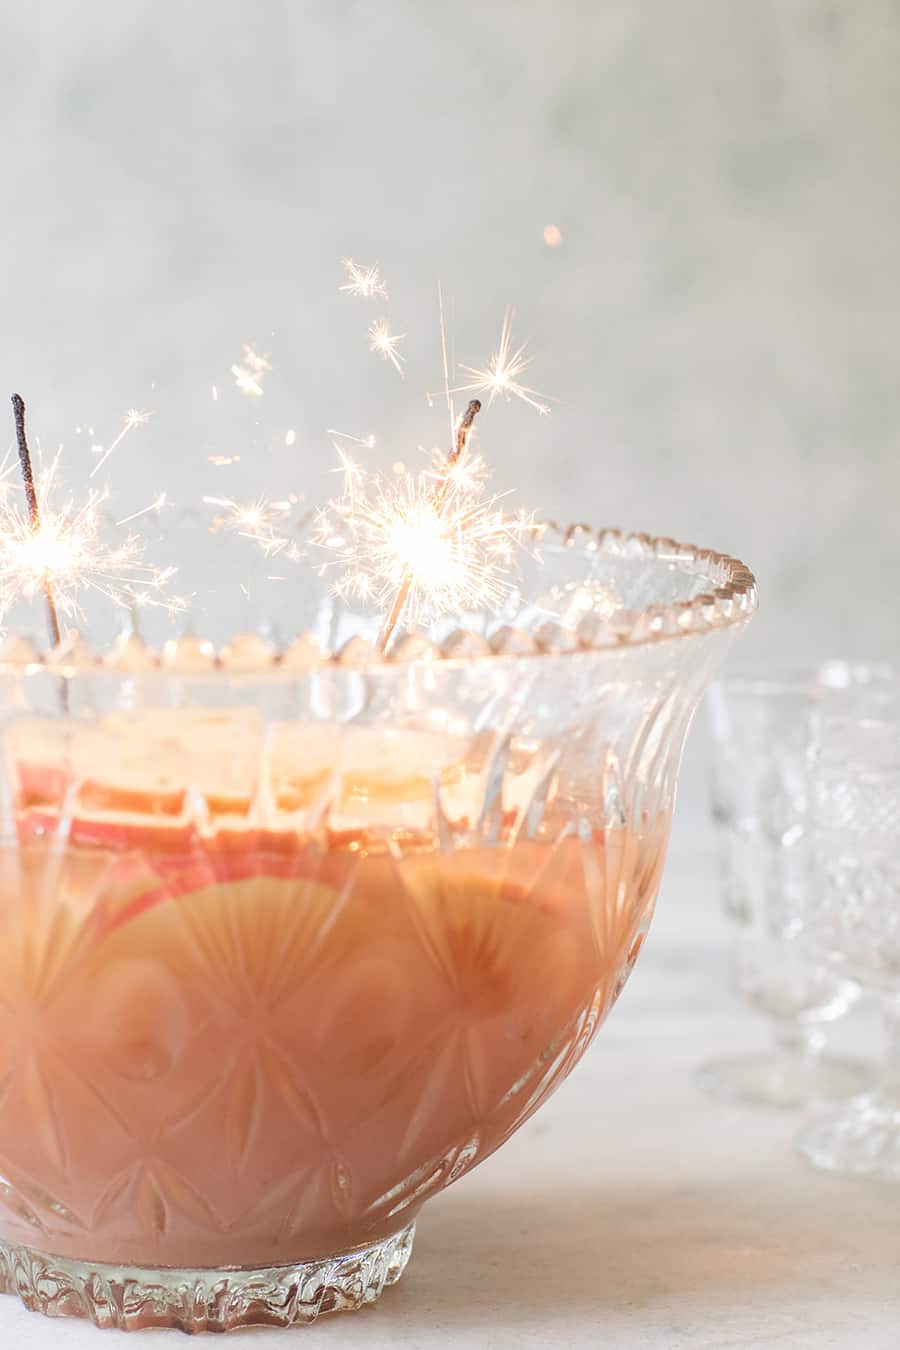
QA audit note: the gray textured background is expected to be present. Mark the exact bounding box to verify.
[1,1,898,666]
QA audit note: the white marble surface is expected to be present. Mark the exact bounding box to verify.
[2,832,897,1349]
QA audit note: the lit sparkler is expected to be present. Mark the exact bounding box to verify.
[90,408,153,478]
[340,258,388,300]
[425,443,490,496]
[368,320,406,377]
[454,309,551,415]
[231,345,272,397]
[313,400,534,645]
[2,399,177,628]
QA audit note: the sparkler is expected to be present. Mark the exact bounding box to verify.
[90,408,152,478]
[314,277,551,652]
[313,399,535,651]
[454,309,551,415]
[375,398,481,650]
[368,320,406,377]
[11,394,61,647]
[340,258,388,299]
[3,397,177,631]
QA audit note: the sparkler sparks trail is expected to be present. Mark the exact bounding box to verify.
[368,320,406,377]
[454,309,551,415]
[326,429,376,450]
[313,400,534,642]
[231,345,272,397]
[90,408,153,478]
[0,437,178,626]
[116,492,168,527]
[340,258,388,300]
[203,495,295,557]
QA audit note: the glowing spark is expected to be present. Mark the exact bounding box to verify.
[425,445,490,496]
[0,455,177,622]
[203,495,292,556]
[312,440,532,630]
[454,310,551,415]
[231,344,272,397]
[368,320,406,377]
[130,587,187,615]
[208,454,241,466]
[116,492,168,527]
[90,408,153,478]
[332,446,365,498]
[438,280,456,451]
[285,428,296,446]
[212,385,219,401]
[327,428,376,449]
[543,224,562,247]
[340,258,388,300]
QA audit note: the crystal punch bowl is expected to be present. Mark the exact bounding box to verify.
[0,527,755,1332]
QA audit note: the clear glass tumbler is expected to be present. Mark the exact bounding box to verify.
[699,673,868,1108]
[0,526,755,1332]
[796,712,900,1179]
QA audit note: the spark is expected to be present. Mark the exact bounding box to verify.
[212,385,219,401]
[90,408,153,478]
[312,440,532,629]
[454,310,551,415]
[438,280,456,451]
[130,587,187,614]
[0,454,17,490]
[368,320,406,377]
[425,445,490,496]
[543,224,562,248]
[0,455,178,622]
[285,428,296,446]
[231,344,272,397]
[203,495,292,557]
[116,492,168,526]
[326,428,376,450]
[340,258,388,300]
[332,446,366,501]
[208,454,241,466]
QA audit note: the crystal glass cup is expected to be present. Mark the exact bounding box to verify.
[0,527,755,1332]
[699,673,870,1108]
[796,711,900,1179]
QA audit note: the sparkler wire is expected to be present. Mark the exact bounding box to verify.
[11,394,62,649]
